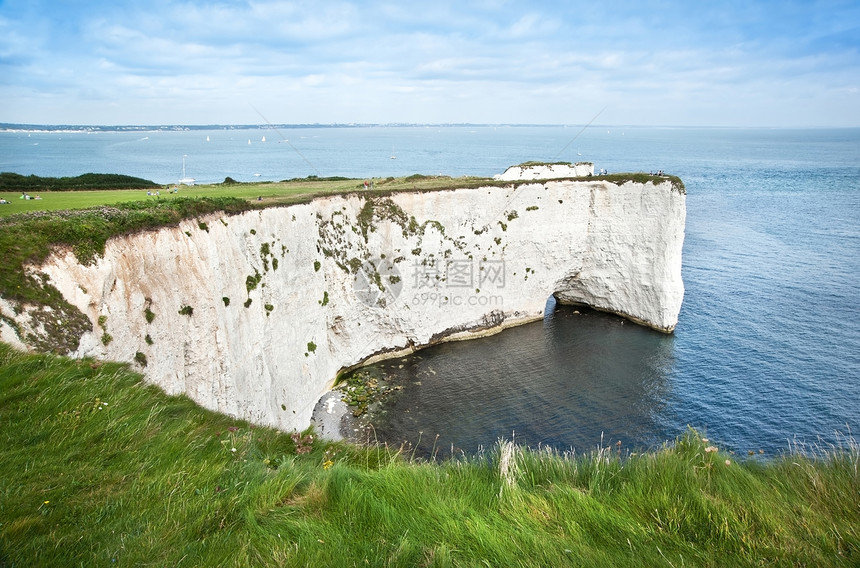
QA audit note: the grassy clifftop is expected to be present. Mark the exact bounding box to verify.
[0,342,857,566]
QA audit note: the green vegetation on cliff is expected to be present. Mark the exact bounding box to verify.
[0,342,857,566]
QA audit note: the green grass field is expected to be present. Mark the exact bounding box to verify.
[0,180,358,218]
[0,174,504,218]
[0,343,857,566]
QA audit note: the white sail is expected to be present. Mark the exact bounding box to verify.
[179,155,196,185]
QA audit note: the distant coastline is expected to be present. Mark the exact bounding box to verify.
[4,123,858,134]
[0,122,569,133]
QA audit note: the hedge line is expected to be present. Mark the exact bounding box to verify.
[0,172,160,191]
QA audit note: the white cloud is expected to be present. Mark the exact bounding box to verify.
[1,0,858,126]
[505,12,559,38]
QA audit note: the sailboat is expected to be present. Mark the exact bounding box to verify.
[261,135,266,142]
[179,155,196,185]
[390,145,397,159]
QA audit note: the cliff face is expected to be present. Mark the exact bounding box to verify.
[6,179,685,432]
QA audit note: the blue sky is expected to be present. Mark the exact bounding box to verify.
[1,0,858,126]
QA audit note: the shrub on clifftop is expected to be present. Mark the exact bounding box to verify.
[0,172,160,191]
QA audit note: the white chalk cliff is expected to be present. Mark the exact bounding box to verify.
[3,177,686,433]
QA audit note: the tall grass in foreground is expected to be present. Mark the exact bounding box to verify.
[0,342,857,567]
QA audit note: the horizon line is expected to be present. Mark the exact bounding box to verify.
[3,122,858,132]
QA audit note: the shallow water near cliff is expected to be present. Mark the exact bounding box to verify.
[3,125,859,457]
[349,303,677,456]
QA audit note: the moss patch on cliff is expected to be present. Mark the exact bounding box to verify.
[245,271,262,293]
[356,197,411,242]
[316,196,472,307]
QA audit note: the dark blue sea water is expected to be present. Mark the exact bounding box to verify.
[2,125,858,456]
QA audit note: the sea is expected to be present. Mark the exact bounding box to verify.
[2,125,859,457]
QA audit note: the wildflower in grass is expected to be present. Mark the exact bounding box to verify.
[227,426,238,432]
[725,459,732,466]
[323,460,334,470]
[705,446,718,453]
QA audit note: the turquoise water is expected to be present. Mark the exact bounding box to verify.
[2,125,859,456]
